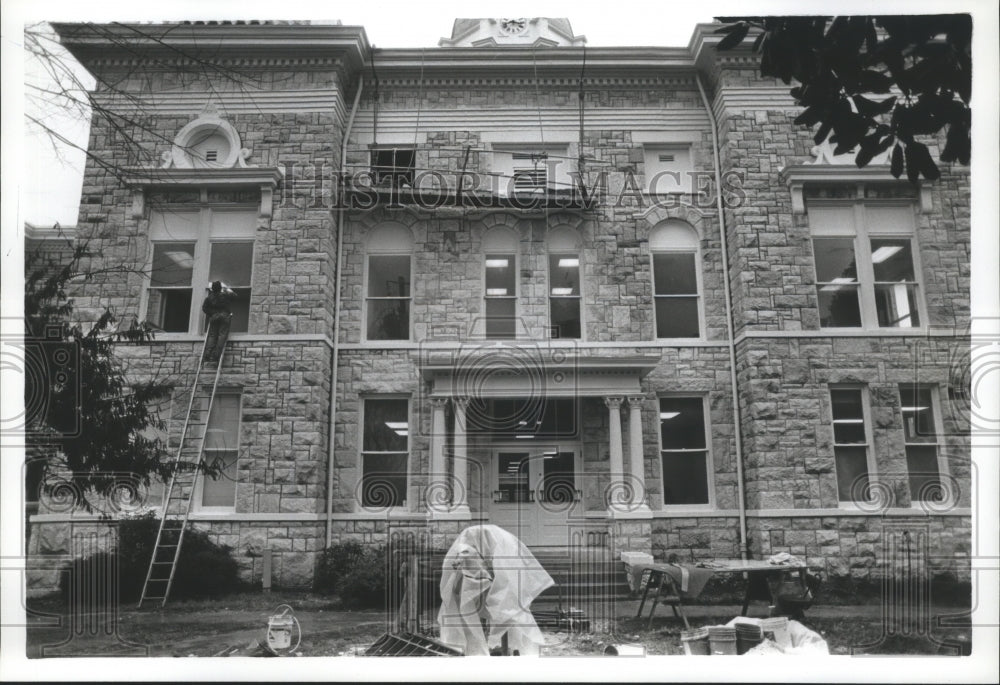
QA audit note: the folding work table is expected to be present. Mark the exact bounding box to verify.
[632,558,811,629]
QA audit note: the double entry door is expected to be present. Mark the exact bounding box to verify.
[490,447,581,546]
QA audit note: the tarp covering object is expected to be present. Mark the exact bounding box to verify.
[437,525,554,656]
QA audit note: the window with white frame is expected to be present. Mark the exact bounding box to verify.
[809,202,923,329]
[361,397,409,508]
[492,145,571,196]
[643,145,694,194]
[659,396,711,506]
[547,227,582,339]
[146,208,255,334]
[196,392,241,511]
[829,387,875,503]
[650,220,702,339]
[899,385,947,504]
[365,224,413,341]
[483,227,518,339]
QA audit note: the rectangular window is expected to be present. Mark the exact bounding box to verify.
[829,387,873,502]
[145,208,256,334]
[207,241,253,333]
[148,242,196,332]
[199,393,240,511]
[899,385,944,504]
[548,253,581,339]
[643,145,693,193]
[871,239,920,327]
[653,252,700,338]
[366,255,411,340]
[809,203,922,329]
[659,396,710,506]
[361,398,409,508]
[485,253,517,339]
[814,238,862,327]
[371,147,416,187]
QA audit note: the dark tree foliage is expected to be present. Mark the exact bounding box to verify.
[60,512,243,602]
[715,15,972,182]
[24,241,189,510]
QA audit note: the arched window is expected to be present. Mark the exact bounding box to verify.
[482,227,519,339]
[650,220,702,339]
[547,227,582,339]
[365,224,413,341]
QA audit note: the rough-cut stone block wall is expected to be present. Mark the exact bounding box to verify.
[710,63,970,335]
[342,203,728,345]
[652,516,742,562]
[642,347,738,509]
[734,336,971,510]
[747,515,971,582]
[332,349,425,513]
[70,94,343,335]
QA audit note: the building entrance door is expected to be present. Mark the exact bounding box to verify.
[490,447,580,546]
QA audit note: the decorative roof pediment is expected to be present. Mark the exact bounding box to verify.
[439,18,586,48]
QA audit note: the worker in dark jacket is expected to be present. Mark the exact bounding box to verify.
[202,280,235,362]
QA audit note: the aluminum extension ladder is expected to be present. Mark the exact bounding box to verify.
[137,335,227,608]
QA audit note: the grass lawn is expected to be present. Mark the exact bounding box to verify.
[24,592,972,658]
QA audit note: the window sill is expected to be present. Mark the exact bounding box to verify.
[656,505,718,517]
[817,327,929,335]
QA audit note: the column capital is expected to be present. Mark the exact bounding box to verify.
[603,396,624,409]
[625,395,646,407]
[452,396,471,410]
[429,397,450,408]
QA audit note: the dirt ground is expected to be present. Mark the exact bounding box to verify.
[24,592,972,658]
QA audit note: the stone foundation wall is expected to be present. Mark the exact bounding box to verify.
[649,513,971,582]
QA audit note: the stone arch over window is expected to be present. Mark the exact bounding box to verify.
[365,223,413,341]
[367,223,415,253]
[546,225,582,252]
[546,226,583,339]
[649,220,700,251]
[649,219,703,339]
[482,226,519,252]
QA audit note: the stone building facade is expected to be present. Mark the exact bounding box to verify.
[28,18,970,591]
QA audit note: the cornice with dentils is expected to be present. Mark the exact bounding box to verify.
[50,22,371,75]
[51,21,764,80]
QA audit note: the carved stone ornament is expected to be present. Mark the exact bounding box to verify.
[162,106,252,170]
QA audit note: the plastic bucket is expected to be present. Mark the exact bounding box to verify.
[680,628,710,655]
[735,624,763,655]
[708,627,737,656]
[760,617,791,649]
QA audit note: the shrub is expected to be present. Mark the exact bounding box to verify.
[315,541,389,609]
[60,512,243,604]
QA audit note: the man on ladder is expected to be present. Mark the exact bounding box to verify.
[202,280,235,363]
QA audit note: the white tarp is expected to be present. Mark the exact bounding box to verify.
[725,616,830,655]
[438,525,554,656]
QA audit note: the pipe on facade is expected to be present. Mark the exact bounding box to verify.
[326,75,365,547]
[695,74,748,560]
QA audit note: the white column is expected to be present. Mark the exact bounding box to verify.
[451,397,470,514]
[429,397,449,510]
[604,396,625,510]
[626,395,652,512]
